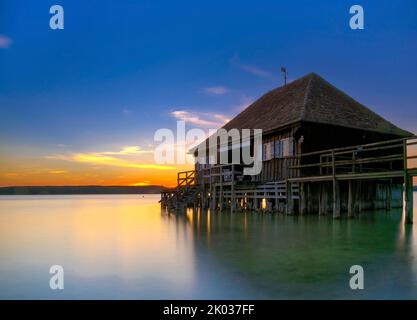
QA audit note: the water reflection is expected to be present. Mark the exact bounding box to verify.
[0,194,417,299]
[162,195,417,299]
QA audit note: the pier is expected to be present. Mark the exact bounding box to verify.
[161,73,416,223]
[161,136,416,223]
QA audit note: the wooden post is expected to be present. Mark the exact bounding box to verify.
[333,180,341,218]
[212,185,217,212]
[209,166,213,211]
[231,165,236,212]
[385,181,392,211]
[219,167,223,211]
[348,180,354,218]
[332,151,340,218]
[300,182,307,215]
[307,183,314,214]
[201,184,205,210]
[274,183,279,211]
[405,174,413,224]
[355,180,362,213]
[404,139,413,224]
[286,180,293,215]
[319,183,325,215]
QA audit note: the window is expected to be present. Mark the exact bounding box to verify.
[262,142,274,161]
[274,137,295,158]
[274,140,283,158]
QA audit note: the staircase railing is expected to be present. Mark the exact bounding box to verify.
[177,170,196,187]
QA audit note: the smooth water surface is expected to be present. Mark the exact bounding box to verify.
[0,193,417,299]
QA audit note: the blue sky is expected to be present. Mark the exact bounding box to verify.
[0,0,417,185]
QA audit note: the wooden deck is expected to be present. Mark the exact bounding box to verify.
[161,137,416,224]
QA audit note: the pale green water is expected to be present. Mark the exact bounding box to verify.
[0,193,416,299]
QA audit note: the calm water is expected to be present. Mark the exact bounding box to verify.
[0,193,417,299]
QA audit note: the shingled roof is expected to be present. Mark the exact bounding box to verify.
[222,72,411,137]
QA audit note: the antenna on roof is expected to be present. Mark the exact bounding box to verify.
[280,67,287,86]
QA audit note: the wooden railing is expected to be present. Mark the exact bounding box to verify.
[289,136,417,179]
[177,170,196,188]
[197,164,245,185]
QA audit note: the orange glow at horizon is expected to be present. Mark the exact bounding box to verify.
[0,143,197,187]
[0,165,192,187]
[2,142,417,187]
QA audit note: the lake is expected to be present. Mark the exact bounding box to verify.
[0,193,416,299]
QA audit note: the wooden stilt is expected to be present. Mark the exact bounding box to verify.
[332,151,341,219]
[386,181,392,211]
[300,182,307,215]
[286,180,293,215]
[355,180,362,213]
[212,185,217,211]
[348,180,354,218]
[405,174,413,224]
[231,165,236,212]
[319,183,327,215]
[333,179,341,219]
[219,167,223,212]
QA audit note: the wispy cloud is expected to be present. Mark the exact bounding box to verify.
[46,146,174,170]
[72,154,173,170]
[49,170,68,174]
[202,86,229,95]
[0,35,12,49]
[230,55,276,81]
[171,110,230,128]
[99,146,152,155]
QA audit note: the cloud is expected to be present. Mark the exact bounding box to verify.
[49,170,67,174]
[72,154,174,170]
[100,146,152,155]
[0,35,12,49]
[230,55,276,81]
[202,86,229,95]
[171,110,230,128]
[3,173,20,177]
[46,146,174,170]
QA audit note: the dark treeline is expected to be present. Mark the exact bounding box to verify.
[0,186,164,195]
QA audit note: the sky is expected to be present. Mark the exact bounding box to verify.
[0,0,417,187]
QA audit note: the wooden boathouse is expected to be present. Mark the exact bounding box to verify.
[161,73,416,223]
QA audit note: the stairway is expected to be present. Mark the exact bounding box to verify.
[163,185,201,211]
[160,170,201,211]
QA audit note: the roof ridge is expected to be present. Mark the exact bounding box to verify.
[300,73,314,120]
[220,71,412,138]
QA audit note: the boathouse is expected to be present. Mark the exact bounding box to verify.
[161,73,416,223]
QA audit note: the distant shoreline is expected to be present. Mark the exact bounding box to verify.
[0,185,415,195]
[0,185,165,195]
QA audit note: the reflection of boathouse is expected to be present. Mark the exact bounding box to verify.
[161,73,416,223]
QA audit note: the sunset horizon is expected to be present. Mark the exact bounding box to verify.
[2,0,417,306]
[1,2,417,189]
